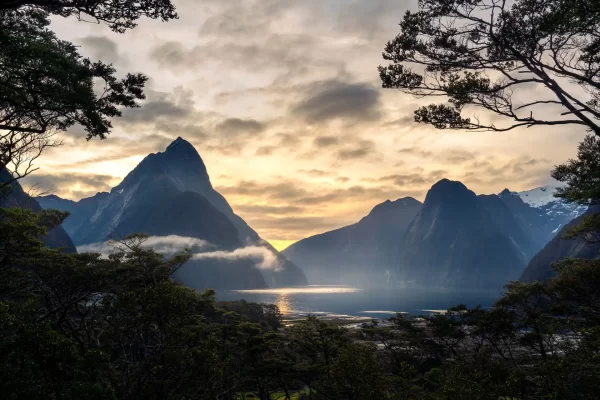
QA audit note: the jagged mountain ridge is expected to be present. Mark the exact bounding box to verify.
[510,186,587,240]
[283,197,423,285]
[38,137,306,290]
[401,179,530,288]
[285,179,583,289]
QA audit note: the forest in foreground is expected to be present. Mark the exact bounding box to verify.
[3,0,600,398]
[1,206,600,399]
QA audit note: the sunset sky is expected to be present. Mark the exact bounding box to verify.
[24,0,590,250]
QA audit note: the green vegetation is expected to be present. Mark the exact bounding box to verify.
[380,0,600,135]
[1,206,600,399]
[1,0,600,398]
[0,0,176,185]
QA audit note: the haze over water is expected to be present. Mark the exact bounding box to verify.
[220,285,501,319]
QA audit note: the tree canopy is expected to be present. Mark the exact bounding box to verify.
[0,0,177,33]
[1,206,600,399]
[380,0,600,134]
[0,0,176,184]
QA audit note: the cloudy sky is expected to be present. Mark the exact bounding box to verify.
[26,0,589,250]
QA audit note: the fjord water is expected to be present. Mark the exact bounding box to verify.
[217,285,502,319]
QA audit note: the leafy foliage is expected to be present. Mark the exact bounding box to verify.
[380,0,600,134]
[2,206,600,399]
[0,0,178,33]
[0,0,176,185]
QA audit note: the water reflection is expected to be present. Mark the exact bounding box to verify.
[232,286,362,316]
[276,293,291,315]
[233,286,362,294]
[221,285,498,318]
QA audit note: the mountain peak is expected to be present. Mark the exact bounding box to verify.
[428,178,472,196]
[516,185,561,207]
[395,196,421,205]
[165,137,198,154]
[367,197,421,218]
[431,178,467,189]
[423,179,477,208]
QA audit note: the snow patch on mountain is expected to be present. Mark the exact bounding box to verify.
[516,185,586,221]
[516,185,560,207]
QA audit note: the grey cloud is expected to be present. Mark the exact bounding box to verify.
[298,169,334,177]
[154,122,207,141]
[205,143,244,156]
[336,176,350,183]
[296,185,418,206]
[313,136,339,148]
[244,215,349,233]
[276,133,301,148]
[199,2,273,37]
[149,41,188,67]
[397,147,433,158]
[203,118,270,156]
[292,80,382,124]
[150,33,328,80]
[235,204,305,215]
[378,174,428,186]
[79,235,281,271]
[334,0,415,39]
[78,235,212,256]
[79,35,123,65]
[21,172,115,196]
[385,115,416,127]
[428,170,449,181]
[337,140,377,160]
[443,149,478,164]
[216,118,266,136]
[218,179,422,206]
[255,146,276,156]
[217,181,308,200]
[461,157,552,188]
[53,134,176,169]
[217,177,426,240]
[120,88,194,124]
[193,246,281,271]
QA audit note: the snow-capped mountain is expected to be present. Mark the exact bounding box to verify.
[516,185,560,208]
[515,185,587,233]
[515,185,592,283]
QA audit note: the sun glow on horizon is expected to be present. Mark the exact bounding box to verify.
[269,239,297,252]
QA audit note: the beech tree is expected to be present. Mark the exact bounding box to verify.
[379,0,600,134]
[0,0,177,186]
[0,0,177,33]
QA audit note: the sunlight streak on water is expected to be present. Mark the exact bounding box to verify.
[359,310,408,315]
[233,286,363,294]
[276,293,291,314]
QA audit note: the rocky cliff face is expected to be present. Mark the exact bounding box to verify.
[400,179,526,289]
[521,206,600,282]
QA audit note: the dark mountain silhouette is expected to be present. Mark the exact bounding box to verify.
[521,206,600,282]
[283,197,422,285]
[477,194,538,260]
[400,179,527,289]
[37,137,306,290]
[284,179,584,289]
[0,169,76,253]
